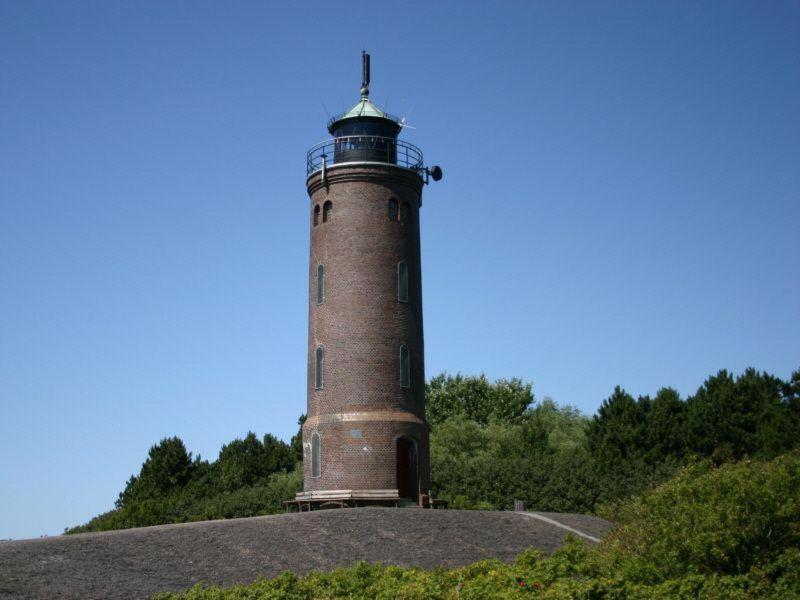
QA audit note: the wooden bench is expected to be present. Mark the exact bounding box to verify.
[284,490,401,512]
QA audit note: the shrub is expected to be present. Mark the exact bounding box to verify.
[599,451,800,583]
[429,408,597,513]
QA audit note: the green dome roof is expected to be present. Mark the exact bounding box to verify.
[343,97,387,119]
[327,96,402,134]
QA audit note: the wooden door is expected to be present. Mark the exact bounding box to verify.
[396,437,418,500]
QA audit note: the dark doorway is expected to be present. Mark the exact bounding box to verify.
[396,437,418,500]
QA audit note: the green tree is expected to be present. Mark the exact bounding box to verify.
[216,431,293,491]
[117,437,195,508]
[290,414,306,463]
[527,397,587,453]
[262,433,295,473]
[426,373,533,427]
[215,432,264,490]
[686,368,796,461]
[587,386,688,468]
[429,404,596,512]
[643,387,687,464]
[587,386,647,464]
[586,386,688,504]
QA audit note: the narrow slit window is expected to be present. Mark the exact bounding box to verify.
[388,198,398,221]
[313,205,320,226]
[397,261,409,303]
[400,344,411,389]
[311,432,321,478]
[400,202,410,224]
[314,346,324,389]
[316,264,325,305]
[323,201,333,223]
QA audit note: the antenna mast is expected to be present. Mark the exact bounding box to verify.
[361,51,370,98]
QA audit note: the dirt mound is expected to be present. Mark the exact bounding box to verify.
[0,508,612,599]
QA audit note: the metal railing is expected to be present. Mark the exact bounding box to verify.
[306,135,423,176]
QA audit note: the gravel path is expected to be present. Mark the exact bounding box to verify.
[0,508,613,600]
[528,511,614,540]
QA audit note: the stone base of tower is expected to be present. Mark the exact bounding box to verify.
[300,414,430,501]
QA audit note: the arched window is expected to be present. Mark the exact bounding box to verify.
[311,432,321,478]
[400,202,411,224]
[313,205,320,226]
[397,261,409,303]
[314,346,324,389]
[316,264,325,305]
[323,201,333,223]
[388,198,398,221]
[400,344,410,389]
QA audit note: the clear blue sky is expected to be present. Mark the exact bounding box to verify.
[1,1,798,539]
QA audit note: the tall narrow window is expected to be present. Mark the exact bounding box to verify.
[400,344,411,389]
[388,198,398,221]
[400,202,411,224]
[323,200,333,223]
[311,432,321,478]
[397,261,409,303]
[314,346,324,389]
[313,205,320,226]
[316,264,325,305]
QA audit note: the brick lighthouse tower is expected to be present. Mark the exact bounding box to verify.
[295,53,442,508]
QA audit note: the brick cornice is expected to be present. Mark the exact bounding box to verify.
[306,164,423,197]
[305,410,425,428]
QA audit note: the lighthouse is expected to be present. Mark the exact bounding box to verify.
[295,53,442,508]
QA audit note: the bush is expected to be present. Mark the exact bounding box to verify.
[429,403,598,513]
[599,451,800,582]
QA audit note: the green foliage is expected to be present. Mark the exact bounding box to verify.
[67,432,299,534]
[290,414,306,463]
[588,387,687,468]
[155,452,800,599]
[429,366,799,514]
[686,368,800,462]
[426,375,585,511]
[216,432,294,491]
[426,373,533,427]
[600,451,800,582]
[429,402,598,513]
[585,367,800,506]
[117,437,197,508]
[586,386,688,504]
[67,467,302,534]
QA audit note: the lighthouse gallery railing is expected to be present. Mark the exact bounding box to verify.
[307,135,423,177]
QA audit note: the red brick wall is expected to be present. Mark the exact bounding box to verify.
[301,165,429,494]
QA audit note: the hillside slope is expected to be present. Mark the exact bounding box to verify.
[0,508,611,600]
